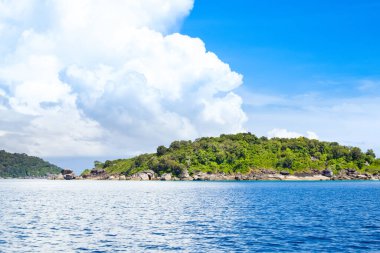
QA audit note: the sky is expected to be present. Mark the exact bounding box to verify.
[0,0,379,173]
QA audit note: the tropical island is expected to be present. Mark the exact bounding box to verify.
[76,133,380,181]
[0,150,61,178]
[2,133,380,181]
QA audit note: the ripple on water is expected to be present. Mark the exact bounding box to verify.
[0,180,379,252]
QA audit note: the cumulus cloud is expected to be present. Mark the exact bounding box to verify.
[0,0,246,157]
[267,128,319,140]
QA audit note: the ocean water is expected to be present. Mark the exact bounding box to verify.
[0,180,379,252]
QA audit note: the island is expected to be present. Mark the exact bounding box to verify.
[75,133,380,181]
[0,150,61,178]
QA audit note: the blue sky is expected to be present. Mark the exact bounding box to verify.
[0,0,379,172]
[180,0,380,155]
[182,0,380,96]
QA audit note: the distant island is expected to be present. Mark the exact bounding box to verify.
[76,133,380,181]
[0,150,61,178]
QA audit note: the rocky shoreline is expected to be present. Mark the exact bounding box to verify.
[50,168,380,181]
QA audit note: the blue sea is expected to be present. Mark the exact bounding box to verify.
[0,180,379,252]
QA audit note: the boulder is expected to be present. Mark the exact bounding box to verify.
[139,173,150,180]
[322,169,333,177]
[61,169,74,175]
[179,169,190,179]
[144,170,155,180]
[50,173,64,180]
[130,171,155,180]
[345,168,358,176]
[63,174,75,180]
[160,173,172,181]
[235,174,242,180]
[90,169,106,175]
[193,172,210,181]
[356,174,369,180]
[61,169,76,180]
[119,175,126,180]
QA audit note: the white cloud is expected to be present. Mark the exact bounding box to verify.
[245,90,380,155]
[267,128,319,140]
[0,0,246,157]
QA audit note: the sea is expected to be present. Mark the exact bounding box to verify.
[0,180,379,252]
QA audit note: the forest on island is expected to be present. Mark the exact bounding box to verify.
[0,150,61,178]
[90,133,380,177]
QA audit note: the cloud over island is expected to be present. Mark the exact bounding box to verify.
[0,0,246,157]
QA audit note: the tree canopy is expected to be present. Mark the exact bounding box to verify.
[0,150,61,178]
[96,133,380,177]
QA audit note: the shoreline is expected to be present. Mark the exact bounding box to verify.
[1,177,380,182]
[49,169,380,181]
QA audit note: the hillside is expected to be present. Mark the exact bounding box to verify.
[87,133,380,177]
[0,150,61,178]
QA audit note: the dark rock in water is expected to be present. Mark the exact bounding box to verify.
[61,169,74,175]
[63,174,75,180]
[322,169,333,177]
[61,169,75,180]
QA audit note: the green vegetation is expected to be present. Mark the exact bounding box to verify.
[0,150,61,178]
[94,133,380,177]
[80,169,91,177]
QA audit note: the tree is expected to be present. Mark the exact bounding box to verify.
[157,145,168,156]
[351,147,363,161]
[366,149,376,158]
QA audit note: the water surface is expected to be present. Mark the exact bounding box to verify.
[0,180,379,252]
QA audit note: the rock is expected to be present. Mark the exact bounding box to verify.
[119,175,126,180]
[63,174,75,180]
[144,170,155,180]
[280,171,290,176]
[160,173,172,181]
[50,173,64,180]
[90,169,106,175]
[130,171,155,180]
[192,172,209,181]
[267,174,284,180]
[209,174,221,181]
[179,169,190,179]
[139,173,150,180]
[356,174,369,180]
[60,169,76,180]
[322,169,333,177]
[346,168,357,176]
[181,176,193,181]
[82,168,109,179]
[61,169,74,175]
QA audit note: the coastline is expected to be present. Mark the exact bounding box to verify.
[49,168,380,181]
